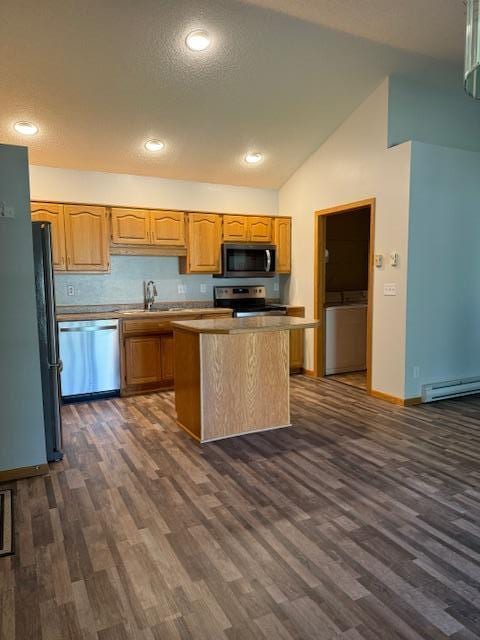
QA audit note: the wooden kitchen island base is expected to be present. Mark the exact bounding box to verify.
[172,316,319,443]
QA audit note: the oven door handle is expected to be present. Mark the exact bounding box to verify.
[265,249,271,272]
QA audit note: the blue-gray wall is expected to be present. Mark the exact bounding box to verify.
[388,75,480,153]
[0,144,47,471]
[55,256,283,305]
[405,141,480,397]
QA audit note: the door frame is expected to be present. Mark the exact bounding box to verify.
[313,198,376,392]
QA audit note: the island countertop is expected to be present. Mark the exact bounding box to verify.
[171,316,319,334]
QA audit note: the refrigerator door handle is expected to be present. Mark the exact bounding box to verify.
[48,361,63,372]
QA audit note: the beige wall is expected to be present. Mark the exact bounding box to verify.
[279,80,411,398]
[29,165,278,215]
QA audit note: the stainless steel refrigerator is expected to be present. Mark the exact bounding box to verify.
[32,221,63,462]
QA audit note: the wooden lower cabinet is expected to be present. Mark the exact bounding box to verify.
[289,330,304,374]
[125,336,162,386]
[286,306,305,374]
[124,334,173,393]
[120,311,232,395]
[160,333,175,380]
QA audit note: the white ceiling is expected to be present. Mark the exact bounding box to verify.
[241,0,466,62]
[0,0,466,189]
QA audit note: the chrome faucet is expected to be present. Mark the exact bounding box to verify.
[144,280,157,311]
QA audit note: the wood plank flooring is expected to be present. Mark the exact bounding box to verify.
[3,377,480,639]
[327,371,367,390]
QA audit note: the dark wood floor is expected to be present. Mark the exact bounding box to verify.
[3,377,480,639]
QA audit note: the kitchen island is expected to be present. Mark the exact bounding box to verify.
[171,316,320,443]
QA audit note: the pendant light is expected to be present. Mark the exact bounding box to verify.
[465,0,480,99]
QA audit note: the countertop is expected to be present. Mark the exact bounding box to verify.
[56,307,233,322]
[171,316,319,334]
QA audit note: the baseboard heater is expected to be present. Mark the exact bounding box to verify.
[422,377,480,403]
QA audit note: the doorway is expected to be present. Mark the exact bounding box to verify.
[313,199,375,393]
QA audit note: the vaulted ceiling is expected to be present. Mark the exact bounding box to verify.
[0,0,466,188]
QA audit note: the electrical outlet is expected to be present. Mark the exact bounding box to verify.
[67,285,75,297]
[273,282,279,292]
[200,283,207,293]
[177,283,186,294]
[413,366,420,379]
[383,283,397,296]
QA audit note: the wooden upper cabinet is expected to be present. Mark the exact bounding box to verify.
[186,213,222,273]
[31,202,67,271]
[64,205,109,272]
[151,211,185,246]
[248,216,272,242]
[111,208,150,245]
[223,215,249,242]
[274,217,292,273]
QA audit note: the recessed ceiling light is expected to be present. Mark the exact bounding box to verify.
[14,121,38,136]
[144,139,165,152]
[244,152,263,165]
[185,30,211,51]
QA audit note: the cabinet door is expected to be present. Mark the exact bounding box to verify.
[125,336,162,386]
[31,202,67,271]
[274,217,291,273]
[111,208,150,245]
[64,205,110,271]
[248,216,272,242]
[160,333,175,381]
[289,330,304,373]
[150,211,185,246]
[187,213,222,273]
[223,215,249,242]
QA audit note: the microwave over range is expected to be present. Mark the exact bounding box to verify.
[215,243,277,278]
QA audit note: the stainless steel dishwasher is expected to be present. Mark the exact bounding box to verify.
[58,319,120,399]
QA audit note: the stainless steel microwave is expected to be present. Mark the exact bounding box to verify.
[215,243,277,278]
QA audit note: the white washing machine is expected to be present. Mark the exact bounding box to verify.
[325,304,367,375]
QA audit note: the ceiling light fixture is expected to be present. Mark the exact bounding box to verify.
[465,0,480,99]
[244,152,263,165]
[14,121,38,136]
[144,139,165,152]
[185,29,211,52]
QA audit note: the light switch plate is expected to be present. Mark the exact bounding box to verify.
[200,283,207,293]
[177,283,186,294]
[0,202,15,218]
[273,282,279,292]
[383,283,397,296]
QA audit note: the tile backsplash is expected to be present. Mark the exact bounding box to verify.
[55,256,284,305]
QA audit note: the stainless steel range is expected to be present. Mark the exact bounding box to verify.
[214,285,286,317]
